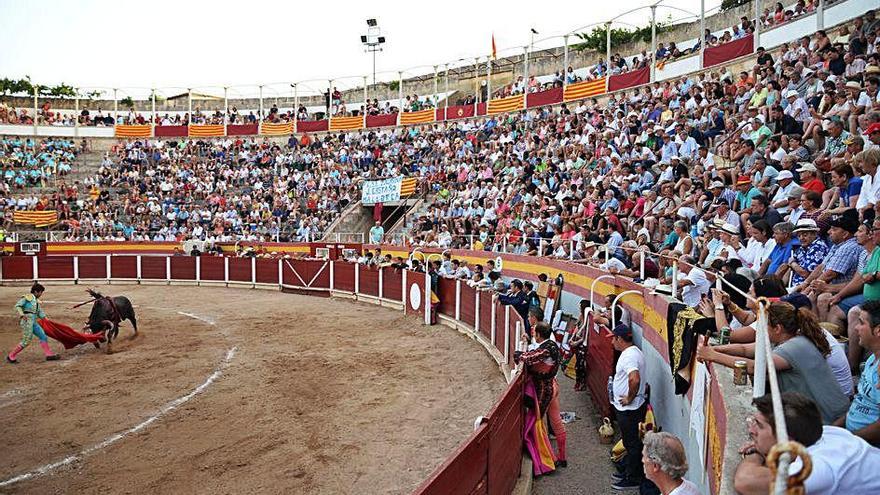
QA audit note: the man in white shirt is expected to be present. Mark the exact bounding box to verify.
[855,148,880,219]
[677,255,710,306]
[609,324,648,490]
[734,392,880,495]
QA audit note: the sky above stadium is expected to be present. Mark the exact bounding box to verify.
[0,0,721,97]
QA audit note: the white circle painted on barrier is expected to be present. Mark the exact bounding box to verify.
[409,283,422,311]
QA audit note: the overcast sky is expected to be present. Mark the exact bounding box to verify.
[0,0,721,97]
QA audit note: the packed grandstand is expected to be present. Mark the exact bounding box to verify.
[3,0,880,493]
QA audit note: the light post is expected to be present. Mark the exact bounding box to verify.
[361,19,386,88]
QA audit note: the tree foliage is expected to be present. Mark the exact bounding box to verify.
[572,20,669,53]
[0,76,87,98]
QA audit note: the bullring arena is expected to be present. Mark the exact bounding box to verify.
[0,282,506,494]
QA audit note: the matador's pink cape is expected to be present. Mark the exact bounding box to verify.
[38,318,104,349]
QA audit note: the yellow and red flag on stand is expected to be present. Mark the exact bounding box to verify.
[14,210,58,227]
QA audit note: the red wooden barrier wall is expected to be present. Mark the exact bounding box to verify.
[0,254,526,495]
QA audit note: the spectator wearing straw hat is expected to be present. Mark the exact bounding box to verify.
[795,211,864,322]
[778,219,829,288]
[734,393,880,495]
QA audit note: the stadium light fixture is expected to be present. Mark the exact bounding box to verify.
[361,19,386,87]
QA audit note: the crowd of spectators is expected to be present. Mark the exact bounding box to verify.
[0,137,77,195]
[0,5,879,491]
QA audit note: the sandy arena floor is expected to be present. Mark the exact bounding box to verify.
[0,285,506,494]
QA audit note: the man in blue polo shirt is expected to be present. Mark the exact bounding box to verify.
[760,221,799,276]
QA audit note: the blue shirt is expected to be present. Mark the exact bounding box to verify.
[847,354,879,433]
[766,238,799,274]
[840,177,863,208]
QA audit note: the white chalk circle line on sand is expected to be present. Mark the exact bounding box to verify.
[0,346,238,488]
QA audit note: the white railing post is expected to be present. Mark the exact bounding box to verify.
[475,291,481,333]
[32,256,39,281]
[355,263,360,293]
[455,279,461,320]
[639,250,645,280]
[515,321,523,353]
[491,298,497,345]
[611,290,640,329]
[401,269,408,311]
[277,258,282,289]
[224,257,229,286]
[106,255,112,283]
[329,260,335,291]
[590,274,615,311]
[136,255,142,281]
[424,269,431,325]
[73,256,79,282]
[379,267,384,299]
[251,257,256,287]
[671,261,679,300]
[195,256,201,284]
[754,0,762,52]
[504,305,511,362]
[166,256,171,283]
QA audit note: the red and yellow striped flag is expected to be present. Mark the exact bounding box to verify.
[189,125,224,137]
[399,109,435,125]
[115,125,152,138]
[487,94,524,115]
[329,115,364,131]
[563,77,607,101]
[261,122,295,135]
[14,210,59,228]
[400,177,417,196]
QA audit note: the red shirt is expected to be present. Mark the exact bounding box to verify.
[803,178,825,193]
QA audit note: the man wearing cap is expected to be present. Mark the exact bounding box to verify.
[797,163,825,193]
[784,90,811,127]
[770,171,798,214]
[865,122,880,151]
[795,212,865,321]
[816,119,851,172]
[733,175,761,214]
[609,323,647,490]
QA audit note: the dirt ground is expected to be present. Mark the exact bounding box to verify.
[0,285,506,495]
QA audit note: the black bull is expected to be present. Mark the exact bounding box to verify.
[85,290,138,345]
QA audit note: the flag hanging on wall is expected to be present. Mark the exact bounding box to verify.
[14,210,59,227]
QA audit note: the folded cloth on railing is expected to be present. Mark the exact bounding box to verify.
[38,318,104,349]
[667,304,716,395]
